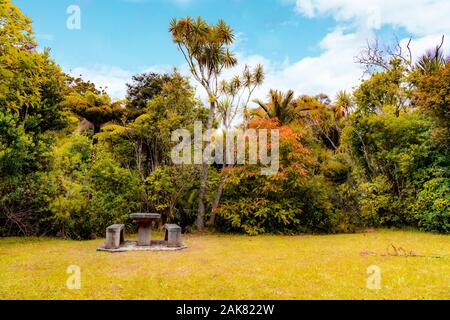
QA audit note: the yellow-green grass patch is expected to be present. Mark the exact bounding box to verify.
[0,230,449,300]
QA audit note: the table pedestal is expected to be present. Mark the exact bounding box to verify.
[137,221,152,246]
[130,213,161,247]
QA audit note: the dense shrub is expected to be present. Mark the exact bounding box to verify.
[49,179,93,239]
[48,136,143,239]
[296,175,336,232]
[216,120,337,235]
[0,173,56,236]
[340,109,448,229]
[89,157,143,234]
[414,178,450,233]
[216,167,302,235]
[0,2,68,236]
[216,169,337,235]
[320,153,352,184]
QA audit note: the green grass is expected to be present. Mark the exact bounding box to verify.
[0,230,449,300]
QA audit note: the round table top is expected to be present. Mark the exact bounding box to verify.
[130,213,161,220]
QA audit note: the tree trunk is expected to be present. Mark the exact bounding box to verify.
[209,134,228,227]
[197,99,216,230]
[93,123,101,144]
[93,123,101,135]
[209,172,225,226]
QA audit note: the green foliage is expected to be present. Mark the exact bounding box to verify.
[357,175,406,227]
[88,156,142,232]
[48,136,143,239]
[414,178,450,233]
[415,62,450,147]
[297,175,336,232]
[62,91,124,135]
[339,109,446,229]
[0,172,56,236]
[49,179,92,240]
[338,64,450,233]
[216,169,336,235]
[54,135,92,175]
[44,70,208,239]
[145,165,201,225]
[252,90,296,125]
[126,72,172,111]
[48,135,92,239]
[2,3,449,238]
[320,153,352,183]
[353,59,408,116]
[98,70,206,177]
[344,110,435,180]
[216,167,301,235]
[292,94,347,150]
[0,1,68,236]
[333,171,364,232]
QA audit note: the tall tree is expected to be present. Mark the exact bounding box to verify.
[335,90,354,116]
[296,95,344,150]
[169,17,238,229]
[99,71,206,215]
[98,71,206,171]
[415,61,450,148]
[62,91,124,136]
[127,70,205,177]
[353,59,409,117]
[0,0,67,174]
[0,0,67,235]
[64,75,104,96]
[210,64,264,226]
[126,72,172,110]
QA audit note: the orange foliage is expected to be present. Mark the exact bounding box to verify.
[245,118,313,178]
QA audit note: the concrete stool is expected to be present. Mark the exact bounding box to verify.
[165,224,182,247]
[105,224,125,249]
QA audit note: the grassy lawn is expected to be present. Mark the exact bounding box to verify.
[0,230,449,300]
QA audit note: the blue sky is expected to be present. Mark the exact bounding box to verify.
[16,0,334,70]
[14,0,450,100]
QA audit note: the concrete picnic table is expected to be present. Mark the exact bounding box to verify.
[130,213,161,246]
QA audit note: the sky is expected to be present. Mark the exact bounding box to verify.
[14,0,450,102]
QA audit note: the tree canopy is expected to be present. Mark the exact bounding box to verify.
[1,2,449,237]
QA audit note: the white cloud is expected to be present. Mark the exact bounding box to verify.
[245,0,450,100]
[399,34,450,60]
[68,64,175,100]
[296,0,315,18]
[295,0,450,36]
[227,29,366,104]
[215,0,450,103]
[265,29,366,96]
[69,65,132,99]
[72,0,450,103]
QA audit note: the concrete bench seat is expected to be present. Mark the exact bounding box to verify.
[105,224,125,249]
[165,224,182,247]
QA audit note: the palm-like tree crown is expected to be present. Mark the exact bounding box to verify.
[169,17,238,95]
[416,45,449,75]
[252,89,295,125]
